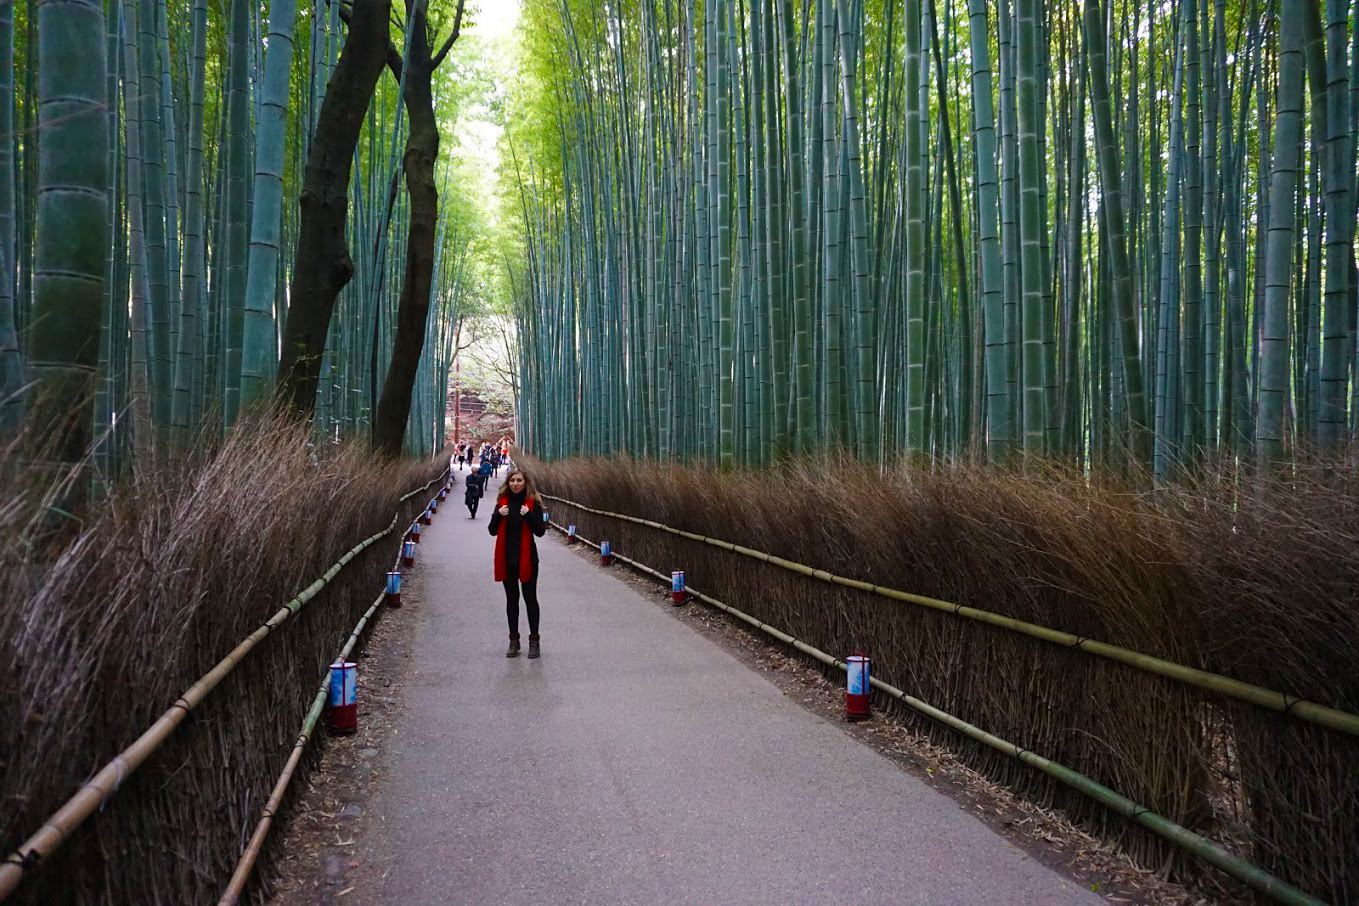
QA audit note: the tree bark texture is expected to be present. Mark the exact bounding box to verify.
[276,0,393,416]
[372,0,463,457]
[372,70,437,456]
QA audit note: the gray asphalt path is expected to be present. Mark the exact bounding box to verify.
[349,477,1103,905]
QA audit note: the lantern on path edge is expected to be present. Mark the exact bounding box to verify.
[671,570,686,604]
[600,540,612,566]
[385,571,402,608]
[327,660,358,735]
[846,654,871,721]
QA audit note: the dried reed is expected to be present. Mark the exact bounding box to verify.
[0,415,444,904]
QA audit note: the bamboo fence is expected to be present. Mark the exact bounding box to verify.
[540,493,1359,738]
[546,519,1326,906]
[0,470,448,902]
[217,477,444,905]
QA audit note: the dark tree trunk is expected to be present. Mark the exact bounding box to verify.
[276,0,392,416]
[372,68,436,455]
[372,1,462,457]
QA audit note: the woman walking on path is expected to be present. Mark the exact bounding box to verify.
[488,469,547,658]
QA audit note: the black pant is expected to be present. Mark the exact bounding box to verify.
[467,498,479,517]
[504,576,540,636]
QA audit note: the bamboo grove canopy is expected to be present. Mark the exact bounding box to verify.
[508,0,1359,477]
[0,0,490,475]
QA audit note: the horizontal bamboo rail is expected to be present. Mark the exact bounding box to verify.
[542,494,1359,738]
[219,544,409,904]
[547,521,1326,906]
[0,470,448,902]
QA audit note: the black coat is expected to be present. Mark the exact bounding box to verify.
[464,472,485,504]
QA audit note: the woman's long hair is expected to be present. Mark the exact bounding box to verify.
[497,469,539,503]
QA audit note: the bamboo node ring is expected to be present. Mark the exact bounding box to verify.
[100,759,127,811]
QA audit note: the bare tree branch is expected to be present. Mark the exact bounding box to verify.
[431,0,467,69]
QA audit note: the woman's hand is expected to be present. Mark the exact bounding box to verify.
[498,504,510,516]
[519,505,529,516]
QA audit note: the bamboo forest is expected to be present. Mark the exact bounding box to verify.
[512,0,1359,479]
[3,0,1359,475]
[3,0,1359,905]
[0,0,489,475]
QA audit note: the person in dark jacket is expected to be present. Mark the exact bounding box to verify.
[488,469,548,658]
[464,468,485,518]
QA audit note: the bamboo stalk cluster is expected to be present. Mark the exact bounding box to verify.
[0,0,473,470]
[512,0,1359,477]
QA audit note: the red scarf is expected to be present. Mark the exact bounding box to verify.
[494,495,536,582]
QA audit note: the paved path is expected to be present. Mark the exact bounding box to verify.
[349,479,1103,905]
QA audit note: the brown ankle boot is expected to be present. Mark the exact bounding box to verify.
[527,634,540,659]
[506,634,521,658]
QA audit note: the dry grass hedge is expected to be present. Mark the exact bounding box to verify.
[527,454,1358,904]
[0,416,445,904]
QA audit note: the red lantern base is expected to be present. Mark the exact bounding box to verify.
[328,703,358,735]
[402,554,414,567]
[386,591,402,608]
[846,693,871,722]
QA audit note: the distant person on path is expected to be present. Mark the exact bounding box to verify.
[478,457,492,481]
[490,448,501,477]
[464,467,485,518]
[488,469,547,659]
[456,444,466,471]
